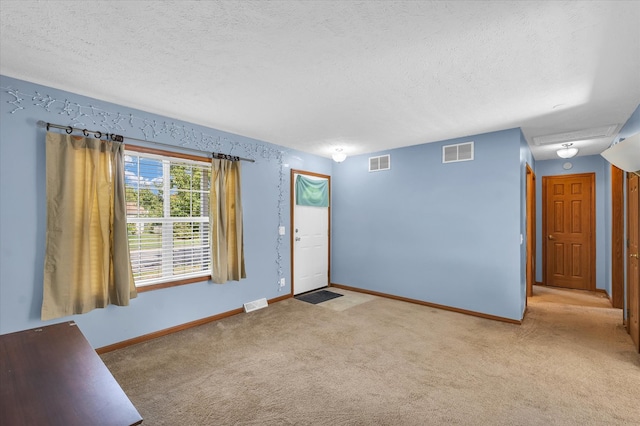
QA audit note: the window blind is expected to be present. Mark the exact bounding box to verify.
[124,151,211,286]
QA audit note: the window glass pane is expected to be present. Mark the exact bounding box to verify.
[173,221,211,275]
[170,164,209,218]
[125,150,211,287]
[128,221,163,281]
[124,154,164,217]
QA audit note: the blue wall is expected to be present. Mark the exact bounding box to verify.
[5,72,627,346]
[331,128,525,321]
[0,75,331,348]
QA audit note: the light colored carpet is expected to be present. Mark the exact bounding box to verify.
[101,286,640,425]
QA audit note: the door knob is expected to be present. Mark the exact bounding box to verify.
[548,235,555,240]
[295,237,301,241]
[631,253,639,258]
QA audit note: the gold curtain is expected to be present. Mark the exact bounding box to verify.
[41,132,137,321]
[210,159,246,283]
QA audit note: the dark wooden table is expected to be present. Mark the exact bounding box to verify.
[1,321,143,425]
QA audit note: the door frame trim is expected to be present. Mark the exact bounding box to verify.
[626,172,632,332]
[541,172,596,291]
[611,165,625,308]
[290,169,331,296]
[625,172,639,345]
[526,164,536,299]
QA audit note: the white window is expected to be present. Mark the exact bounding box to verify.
[124,149,211,287]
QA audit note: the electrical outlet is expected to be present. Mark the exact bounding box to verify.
[279,278,285,287]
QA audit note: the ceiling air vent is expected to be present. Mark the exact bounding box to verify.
[369,154,390,172]
[443,142,474,163]
[532,124,619,146]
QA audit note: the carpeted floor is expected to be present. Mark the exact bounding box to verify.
[101,286,640,425]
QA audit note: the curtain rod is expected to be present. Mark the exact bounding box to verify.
[37,121,255,163]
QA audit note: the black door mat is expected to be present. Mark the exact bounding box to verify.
[295,290,344,305]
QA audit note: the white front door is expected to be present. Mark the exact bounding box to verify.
[293,172,329,295]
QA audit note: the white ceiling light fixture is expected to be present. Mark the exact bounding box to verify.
[332,148,347,163]
[557,143,578,159]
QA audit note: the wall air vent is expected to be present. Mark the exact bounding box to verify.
[369,154,390,172]
[243,298,268,313]
[442,142,474,163]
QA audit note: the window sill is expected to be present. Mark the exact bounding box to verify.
[136,275,210,293]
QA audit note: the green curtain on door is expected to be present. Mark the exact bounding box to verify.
[295,175,329,207]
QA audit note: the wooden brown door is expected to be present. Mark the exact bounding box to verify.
[543,173,595,290]
[627,173,639,352]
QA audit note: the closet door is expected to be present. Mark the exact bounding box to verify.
[626,173,639,352]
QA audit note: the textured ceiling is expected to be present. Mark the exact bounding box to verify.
[1,1,639,160]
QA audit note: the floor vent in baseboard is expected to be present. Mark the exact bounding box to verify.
[243,298,268,313]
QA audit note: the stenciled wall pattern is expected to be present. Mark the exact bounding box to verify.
[2,83,289,293]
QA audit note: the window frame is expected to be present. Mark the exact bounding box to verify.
[124,145,212,293]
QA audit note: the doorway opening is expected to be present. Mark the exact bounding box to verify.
[526,164,536,303]
[611,165,625,309]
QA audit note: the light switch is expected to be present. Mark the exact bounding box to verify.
[279,226,285,236]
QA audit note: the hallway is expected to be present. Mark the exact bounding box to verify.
[526,285,636,362]
[530,285,614,309]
